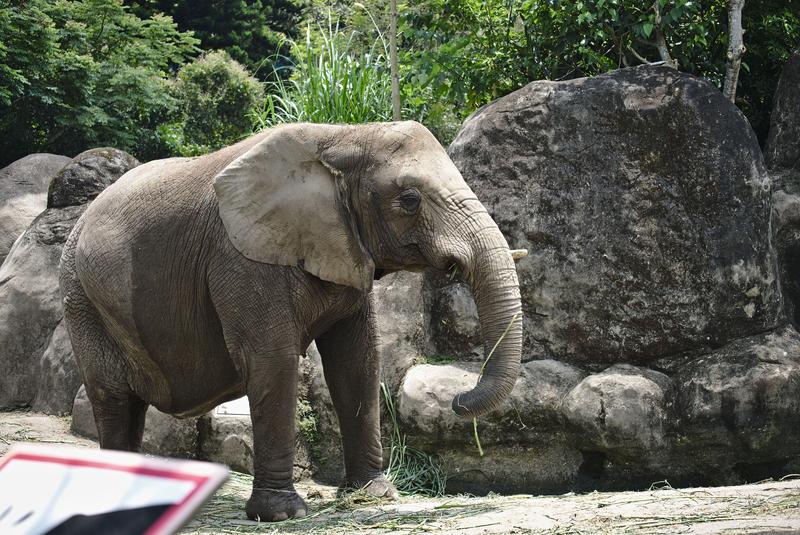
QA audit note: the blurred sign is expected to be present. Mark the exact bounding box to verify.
[214,396,250,416]
[0,444,228,535]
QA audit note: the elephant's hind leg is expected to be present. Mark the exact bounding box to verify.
[88,387,148,452]
[61,229,148,452]
[64,289,148,451]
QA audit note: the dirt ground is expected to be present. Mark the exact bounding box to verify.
[2,411,799,534]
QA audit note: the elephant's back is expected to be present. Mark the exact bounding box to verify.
[74,155,215,320]
[78,130,270,248]
[75,132,271,299]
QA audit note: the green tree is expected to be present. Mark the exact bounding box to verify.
[160,50,264,156]
[125,0,303,79]
[737,0,800,140]
[398,0,799,144]
[0,0,199,165]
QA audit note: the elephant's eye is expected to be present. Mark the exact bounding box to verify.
[397,189,421,215]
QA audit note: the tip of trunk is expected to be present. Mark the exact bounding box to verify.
[451,374,517,418]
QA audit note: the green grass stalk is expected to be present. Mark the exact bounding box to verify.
[380,382,447,496]
[252,13,392,129]
[472,311,521,456]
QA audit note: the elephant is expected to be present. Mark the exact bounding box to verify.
[59,121,523,521]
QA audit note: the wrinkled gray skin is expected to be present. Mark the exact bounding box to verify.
[60,121,522,521]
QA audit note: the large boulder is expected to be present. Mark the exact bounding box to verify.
[395,65,800,493]
[396,330,800,493]
[47,148,138,208]
[444,65,781,366]
[765,50,800,188]
[0,148,138,414]
[562,365,673,464]
[0,154,71,265]
[399,360,584,444]
[397,360,585,493]
[767,51,800,327]
[675,326,800,467]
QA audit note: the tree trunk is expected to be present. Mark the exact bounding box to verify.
[723,0,746,103]
[390,0,401,121]
[652,0,676,68]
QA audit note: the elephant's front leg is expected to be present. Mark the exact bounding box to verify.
[245,351,307,521]
[316,298,398,498]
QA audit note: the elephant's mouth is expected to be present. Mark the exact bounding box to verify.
[373,264,426,279]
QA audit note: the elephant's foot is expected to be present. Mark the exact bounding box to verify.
[342,475,399,499]
[363,476,399,498]
[246,487,307,522]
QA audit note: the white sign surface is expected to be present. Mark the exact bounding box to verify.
[215,396,251,416]
[0,444,228,535]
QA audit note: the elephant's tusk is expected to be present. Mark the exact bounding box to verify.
[510,249,528,261]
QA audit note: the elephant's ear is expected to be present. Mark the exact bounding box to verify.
[213,125,374,291]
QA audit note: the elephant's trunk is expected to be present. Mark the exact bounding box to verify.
[451,213,523,418]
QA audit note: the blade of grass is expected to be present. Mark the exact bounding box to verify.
[472,311,521,456]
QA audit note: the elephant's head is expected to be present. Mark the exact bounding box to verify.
[213,121,522,418]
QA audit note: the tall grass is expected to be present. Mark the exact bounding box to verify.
[252,16,392,128]
[381,382,448,497]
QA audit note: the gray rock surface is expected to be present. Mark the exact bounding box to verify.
[198,414,254,474]
[396,328,800,492]
[426,277,481,360]
[771,190,800,326]
[0,204,88,413]
[768,52,800,328]
[299,343,342,481]
[70,385,99,439]
[397,360,585,494]
[398,65,799,494]
[0,148,138,413]
[47,148,139,208]
[765,50,800,187]
[398,359,584,446]
[446,65,781,366]
[675,326,800,466]
[372,271,426,392]
[32,320,82,414]
[0,153,70,265]
[141,408,201,459]
[562,364,672,462]
[440,442,584,495]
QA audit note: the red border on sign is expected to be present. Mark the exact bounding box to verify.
[0,452,210,535]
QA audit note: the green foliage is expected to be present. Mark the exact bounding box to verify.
[126,0,303,80]
[381,382,447,496]
[252,16,392,128]
[737,1,800,140]
[0,0,199,165]
[398,0,799,144]
[2,0,796,163]
[296,396,324,464]
[399,0,723,142]
[161,51,264,156]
